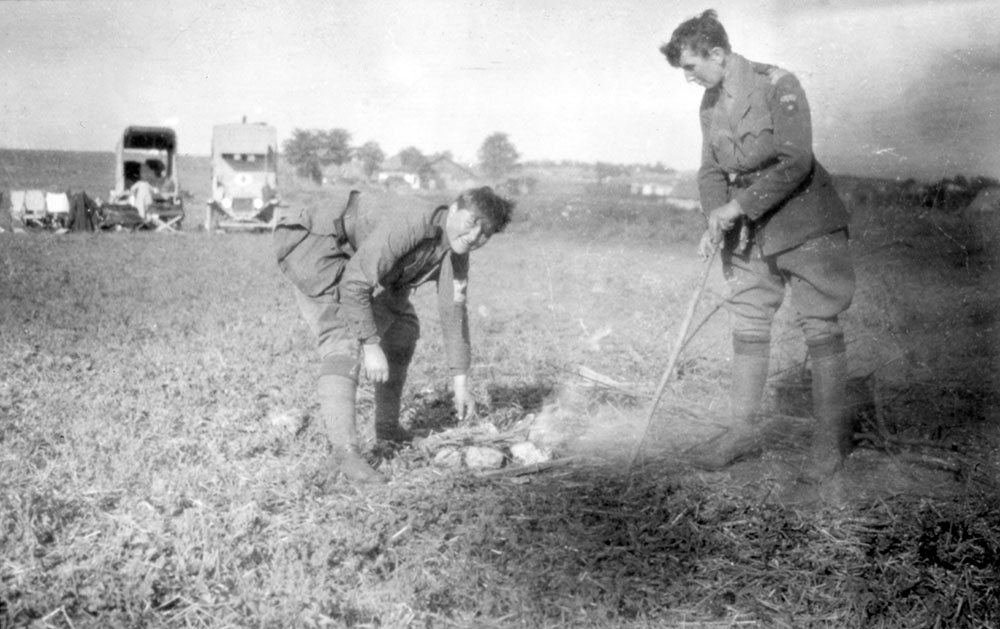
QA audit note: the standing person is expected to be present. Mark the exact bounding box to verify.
[129,161,158,219]
[148,159,177,196]
[660,10,855,481]
[274,187,514,485]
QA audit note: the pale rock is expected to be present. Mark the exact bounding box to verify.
[464,446,505,470]
[510,441,552,466]
[433,447,463,469]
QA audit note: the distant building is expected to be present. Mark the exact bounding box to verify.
[631,180,675,197]
[426,156,480,191]
[376,153,481,191]
[377,154,421,189]
[629,170,700,211]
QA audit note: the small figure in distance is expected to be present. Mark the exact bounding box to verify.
[128,160,160,219]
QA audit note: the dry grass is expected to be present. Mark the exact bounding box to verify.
[1,177,999,628]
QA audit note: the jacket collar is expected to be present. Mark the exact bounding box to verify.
[721,53,757,119]
[426,204,459,260]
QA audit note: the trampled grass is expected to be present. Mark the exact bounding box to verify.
[2,183,1000,628]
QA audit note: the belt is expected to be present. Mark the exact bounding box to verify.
[728,170,764,189]
[727,158,781,188]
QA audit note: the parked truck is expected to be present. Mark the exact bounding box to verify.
[206,121,279,232]
[107,125,184,230]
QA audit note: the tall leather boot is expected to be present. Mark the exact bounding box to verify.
[799,336,852,484]
[687,339,770,470]
[318,374,385,484]
[374,361,413,444]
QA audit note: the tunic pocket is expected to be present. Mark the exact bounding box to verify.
[739,114,773,139]
[737,115,775,165]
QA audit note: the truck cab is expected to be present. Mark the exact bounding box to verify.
[206,121,279,232]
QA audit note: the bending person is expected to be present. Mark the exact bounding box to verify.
[274,187,514,485]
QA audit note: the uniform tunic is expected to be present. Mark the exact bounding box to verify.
[274,194,470,379]
[696,53,855,343]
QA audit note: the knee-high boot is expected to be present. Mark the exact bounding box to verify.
[687,340,770,470]
[800,337,852,483]
[374,361,413,444]
[319,374,385,484]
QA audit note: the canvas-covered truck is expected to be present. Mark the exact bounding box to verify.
[206,121,279,232]
[105,126,185,231]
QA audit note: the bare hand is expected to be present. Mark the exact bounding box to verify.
[453,374,475,421]
[706,200,744,243]
[363,344,389,383]
[697,229,717,259]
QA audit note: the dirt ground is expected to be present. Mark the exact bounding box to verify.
[520,382,993,509]
[453,227,1000,512]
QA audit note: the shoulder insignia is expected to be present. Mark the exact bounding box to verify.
[767,67,790,85]
[751,62,791,85]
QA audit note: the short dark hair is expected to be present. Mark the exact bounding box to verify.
[660,9,731,67]
[458,186,514,235]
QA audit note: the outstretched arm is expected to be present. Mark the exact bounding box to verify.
[437,252,473,419]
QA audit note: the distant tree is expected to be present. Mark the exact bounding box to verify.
[321,129,353,166]
[595,161,628,184]
[357,141,385,179]
[478,132,520,181]
[283,129,324,184]
[398,146,436,187]
[282,127,353,184]
[399,146,427,171]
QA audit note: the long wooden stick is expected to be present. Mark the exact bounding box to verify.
[477,456,581,478]
[629,247,719,469]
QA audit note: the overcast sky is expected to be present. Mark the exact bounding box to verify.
[1,0,997,180]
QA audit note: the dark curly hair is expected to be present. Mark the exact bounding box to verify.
[457,186,514,235]
[660,9,731,67]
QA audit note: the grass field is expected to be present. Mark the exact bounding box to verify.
[2,151,1000,627]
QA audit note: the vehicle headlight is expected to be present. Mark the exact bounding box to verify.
[222,197,233,210]
[253,198,264,210]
